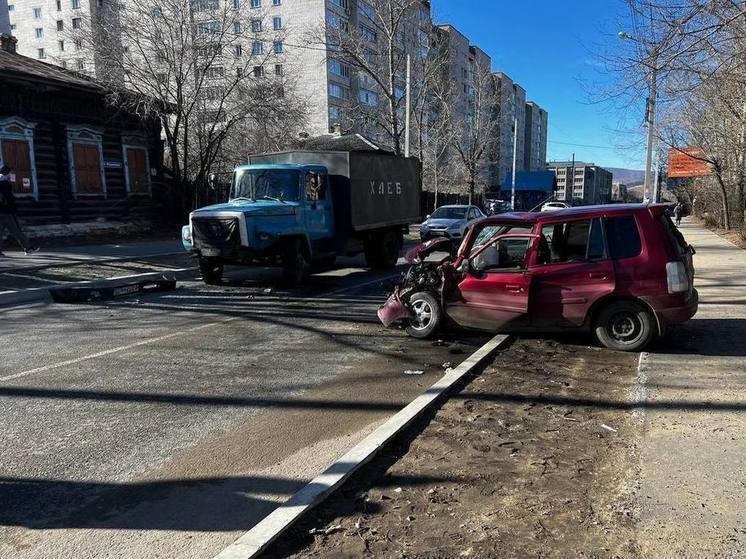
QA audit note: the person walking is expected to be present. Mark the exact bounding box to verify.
[673,202,683,227]
[0,165,39,256]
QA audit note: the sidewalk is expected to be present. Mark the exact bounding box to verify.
[635,220,746,557]
[0,240,193,305]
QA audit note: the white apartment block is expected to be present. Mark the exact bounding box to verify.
[524,100,547,171]
[6,0,98,73]
[1,0,11,36]
[548,161,612,205]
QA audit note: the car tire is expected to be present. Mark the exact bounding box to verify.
[282,238,309,286]
[405,292,442,339]
[199,257,223,285]
[593,300,656,351]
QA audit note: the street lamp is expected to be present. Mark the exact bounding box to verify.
[619,31,658,203]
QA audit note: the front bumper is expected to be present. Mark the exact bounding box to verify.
[378,292,412,327]
[420,229,462,241]
[656,288,699,332]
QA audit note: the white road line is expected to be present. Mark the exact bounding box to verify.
[0,273,397,383]
[0,318,238,383]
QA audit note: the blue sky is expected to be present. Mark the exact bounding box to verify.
[431,0,644,170]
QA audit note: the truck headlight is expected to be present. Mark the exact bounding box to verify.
[182,225,192,244]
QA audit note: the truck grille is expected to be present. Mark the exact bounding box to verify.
[192,217,240,249]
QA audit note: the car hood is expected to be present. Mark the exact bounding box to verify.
[404,238,453,263]
[192,199,298,217]
[424,218,465,229]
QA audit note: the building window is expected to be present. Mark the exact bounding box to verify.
[10,24,16,30]
[358,1,374,20]
[252,41,263,55]
[37,48,45,58]
[59,40,65,50]
[329,83,346,99]
[232,0,240,7]
[76,59,84,70]
[56,0,61,9]
[329,59,349,78]
[273,0,281,5]
[329,105,342,122]
[250,0,260,7]
[67,126,105,196]
[273,41,283,54]
[71,0,80,8]
[329,0,347,8]
[233,21,242,33]
[234,44,242,56]
[327,13,348,32]
[253,65,264,77]
[358,88,378,106]
[35,28,44,38]
[72,17,81,28]
[274,63,283,75]
[122,140,152,195]
[7,3,14,11]
[203,66,224,78]
[251,19,262,32]
[56,20,64,30]
[273,16,282,30]
[74,38,82,49]
[0,118,39,199]
[33,7,42,18]
[359,23,377,43]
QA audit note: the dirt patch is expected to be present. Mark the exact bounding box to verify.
[263,337,641,559]
[696,218,746,250]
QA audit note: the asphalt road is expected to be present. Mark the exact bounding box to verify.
[0,256,485,559]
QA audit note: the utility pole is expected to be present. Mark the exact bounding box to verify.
[645,61,658,202]
[404,54,411,159]
[570,152,575,204]
[511,116,518,211]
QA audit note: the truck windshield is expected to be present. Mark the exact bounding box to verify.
[232,169,301,202]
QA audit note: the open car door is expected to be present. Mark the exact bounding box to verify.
[445,233,538,332]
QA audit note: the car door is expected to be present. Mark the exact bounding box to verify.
[445,233,537,332]
[529,217,615,328]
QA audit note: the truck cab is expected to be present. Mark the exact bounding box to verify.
[182,150,421,285]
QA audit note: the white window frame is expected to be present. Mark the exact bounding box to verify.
[66,125,107,198]
[0,117,39,200]
[121,135,152,196]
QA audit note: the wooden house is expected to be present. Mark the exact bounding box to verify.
[0,41,164,227]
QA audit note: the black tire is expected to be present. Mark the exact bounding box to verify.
[312,255,336,270]
[365,230,401,270]
[593,300,656,351]
[281,238,309,286]
[199,257,223,285]
[405,292,442,339]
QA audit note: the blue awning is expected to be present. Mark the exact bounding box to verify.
[502,171,556,192]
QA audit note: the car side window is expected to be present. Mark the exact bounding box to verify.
[538,218,605,264]
[472,237,531,272]
[606,216,642,259]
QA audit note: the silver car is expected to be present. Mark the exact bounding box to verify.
[419,205,485,241]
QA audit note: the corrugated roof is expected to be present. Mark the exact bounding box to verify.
[0,49,103,92]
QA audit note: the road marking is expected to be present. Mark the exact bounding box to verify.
[0,272,397,383]
[0,318,238,382]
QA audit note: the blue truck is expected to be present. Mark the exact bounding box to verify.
[182,150,422,285]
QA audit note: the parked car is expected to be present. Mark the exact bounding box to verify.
[541,201,571,212]
[420,205,485,241]
[379,204,698,351]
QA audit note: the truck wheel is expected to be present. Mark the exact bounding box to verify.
[405,292,442,339]
[282,238,309,286]
[199,257,223,285]
[312,255,336,271]
[593,300,656,352]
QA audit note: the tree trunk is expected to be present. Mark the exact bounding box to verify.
[714,170,731,230]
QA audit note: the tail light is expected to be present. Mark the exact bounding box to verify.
[666,261,688,293]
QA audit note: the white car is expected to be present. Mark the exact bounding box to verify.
[541,201,571,212]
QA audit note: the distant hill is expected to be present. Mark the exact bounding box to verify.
[607,167,644,186]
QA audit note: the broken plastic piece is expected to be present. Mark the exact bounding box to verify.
[404,369,425,375]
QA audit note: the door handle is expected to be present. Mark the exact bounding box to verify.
[505,284,525,293]
[588,272,608,280]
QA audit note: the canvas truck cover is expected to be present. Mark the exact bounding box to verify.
[249,150,422,232]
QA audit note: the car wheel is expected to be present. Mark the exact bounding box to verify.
[405,292,442,339]
[199,257,223,285]
[593,301,656,351]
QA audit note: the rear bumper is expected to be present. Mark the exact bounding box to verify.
[656,288,699,332]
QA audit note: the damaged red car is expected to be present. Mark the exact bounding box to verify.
[378,204,698,351]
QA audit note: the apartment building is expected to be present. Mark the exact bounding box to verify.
[524,100,547,171]
[493,71,526,186]
[547,161,612,205]
[1,0,11,36]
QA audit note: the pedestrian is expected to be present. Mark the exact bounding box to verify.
[673,202,683,226]
[0,165,39,256]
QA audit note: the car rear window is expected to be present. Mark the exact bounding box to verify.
[658,213,688,256]
[606,216,642,260]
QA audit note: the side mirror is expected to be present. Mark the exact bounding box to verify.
[425,214,431,220]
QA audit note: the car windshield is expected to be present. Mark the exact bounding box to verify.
[431,207,467,219]
[232,169,301,202]
[469,222,534,252]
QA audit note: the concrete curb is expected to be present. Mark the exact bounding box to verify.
[0,267,197,308]
[213,333,511,559]
[0,251,185,274]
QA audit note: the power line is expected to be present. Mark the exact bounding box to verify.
[548,140,618,150]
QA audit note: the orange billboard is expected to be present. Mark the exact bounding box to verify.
[668,147,711,178]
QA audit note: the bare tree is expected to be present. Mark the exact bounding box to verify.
[76,0,307,214]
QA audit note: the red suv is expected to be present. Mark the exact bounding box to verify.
[379,204,697,351]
